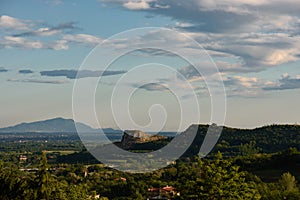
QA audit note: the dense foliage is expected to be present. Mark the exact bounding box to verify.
[1,124,300,199]
[1,150,300,199]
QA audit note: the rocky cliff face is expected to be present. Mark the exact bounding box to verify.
[119,130,167,149]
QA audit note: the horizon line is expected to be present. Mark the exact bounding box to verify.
[0,116,299,132]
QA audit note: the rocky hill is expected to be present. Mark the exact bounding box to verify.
[117,130,168,150]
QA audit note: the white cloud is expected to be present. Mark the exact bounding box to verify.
[0,15,32,30]
[0,36,68,50]
[221,75,275,97]
[192,32,300,69]
[264,49,299,66]
[62,34,102,46]
[100,0,300,33]
[123,0,151,10]
[1,36,44,49]
[15,27,62,37]
[51,40,69,50]
[226,76,258,88]
[263,73,300,91]
[0,15,101,50]
[0,33,101,50]
[99,0,300,72]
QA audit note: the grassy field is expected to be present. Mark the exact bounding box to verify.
[46,150,77,155]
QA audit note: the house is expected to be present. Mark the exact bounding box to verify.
[19,155,27,162]
[114,177,127,181]
[147,185,179,200]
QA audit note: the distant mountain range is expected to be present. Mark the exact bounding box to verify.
[0,117,122,134]
[3,118,300,160]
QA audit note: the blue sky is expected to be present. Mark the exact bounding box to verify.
[1,0,300,130]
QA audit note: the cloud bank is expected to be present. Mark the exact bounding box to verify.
[99,0,300,73]
[0,15,102,50]
[40,69,127,79]
[7,78,69,84]
[264,74,300,91]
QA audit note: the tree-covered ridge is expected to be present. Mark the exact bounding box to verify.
[96,124,300,158]
[133,124,300,157]
[217,124,300,153]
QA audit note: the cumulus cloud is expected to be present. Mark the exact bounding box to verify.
[0,15,102,50]
[0,36,68,50]
[128,67,276,97]
[0,36,43,49]
[62,34,102,46]
[7,78,69,84]
[263,73,300,91]
[101,0,258,32]
[224,76,259,88]
[0,15,32,30]
[101,28,300,73]
[264,49,299,66]
[206,33,300,69]
[221,75,264,97]
[218,74,300,97]
[19,69,34,74]
[99,0,300,71]
[176,64,267,97]
[119,0,300,33]
[123,0,151,10]
[40,69,126,79]
[121,0,170,10]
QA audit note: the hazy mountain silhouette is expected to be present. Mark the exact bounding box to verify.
[0,117,121,133]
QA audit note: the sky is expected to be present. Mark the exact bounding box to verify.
[1,0,300,131]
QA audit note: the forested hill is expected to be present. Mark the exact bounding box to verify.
[108,124,300,156]
[222,124,300,150]
[181,124,300,157]
[80,123,300,157]
[56,124,300,164]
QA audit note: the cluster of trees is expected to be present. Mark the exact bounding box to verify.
[1,151,300,199]
[0,152,90,200]
[214,125,300,155]
[258,172,300,200]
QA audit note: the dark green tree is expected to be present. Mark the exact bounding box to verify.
[198,152,261,199]
[176,153,261,199]
[0,161,27,200]
[35,151,52,200]
[279,172,298,193]
[239,141,261,156]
